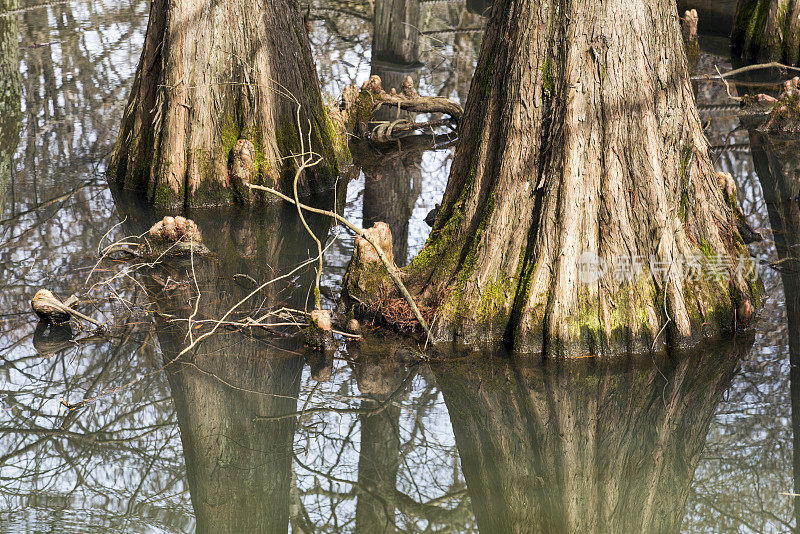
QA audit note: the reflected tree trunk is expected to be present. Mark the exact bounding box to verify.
[747,132,800,530]
[352,344,403,533]
[131,204,334,533]
[0,0,21,210]
[433,344,750,532]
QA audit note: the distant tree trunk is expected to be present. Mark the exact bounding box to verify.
[433,344,748,533]
[359,0,424,265]
[110,0,347,208]
[399,0,760,355]
[0,0,21,210]
[732,0,800,65]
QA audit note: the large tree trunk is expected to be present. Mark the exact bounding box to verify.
[0,0,21,210]
[732,0,800,65]
[109,0,346,208]
[396,0,760,355]
[432,343,749,533]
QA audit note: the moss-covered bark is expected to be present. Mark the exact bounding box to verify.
[732,0,800,65]
[342,0,762,357]
[109,0,348,208]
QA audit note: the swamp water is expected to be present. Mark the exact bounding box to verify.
[0,0,798,531]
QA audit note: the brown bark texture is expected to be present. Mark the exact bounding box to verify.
[388,0,761,355]
[732,0,800,65]
[109,0,345,208]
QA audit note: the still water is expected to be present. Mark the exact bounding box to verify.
[0,0,798,532]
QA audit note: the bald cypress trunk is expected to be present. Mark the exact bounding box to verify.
[732,0,800,65]
[110,0,347,208]
[399,0,760,355]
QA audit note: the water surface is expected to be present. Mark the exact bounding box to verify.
[0,1,798,532]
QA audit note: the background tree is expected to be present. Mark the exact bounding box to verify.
[732,0,800,65]
[109,0,347,208]
[350,0,760,355]
[0,0,21,210]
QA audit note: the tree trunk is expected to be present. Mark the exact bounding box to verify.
[363,0,424,266]
[732,0,800,65]
[399,0,760,355]
[109,0,347,208]
[0,0,21,210]
[126,201,335,531]
[433,343,749,533]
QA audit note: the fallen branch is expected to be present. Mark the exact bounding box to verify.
[246,183,433,340]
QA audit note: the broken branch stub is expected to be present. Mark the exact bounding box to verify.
[330,75,463,141]
[304,308,334,352]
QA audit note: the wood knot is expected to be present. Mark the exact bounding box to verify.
[716,171,737,200]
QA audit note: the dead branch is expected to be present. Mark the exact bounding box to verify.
[245,183,433,341]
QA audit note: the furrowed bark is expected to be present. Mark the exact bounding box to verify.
[349,0,761,356]
[109,0,347,208]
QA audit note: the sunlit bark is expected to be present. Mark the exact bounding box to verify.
[110,0,346,207]
[400,0,760,355]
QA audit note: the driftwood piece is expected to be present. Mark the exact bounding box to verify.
[31,289,72,324]
[31,289,101,326]
[330,75,463,142]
